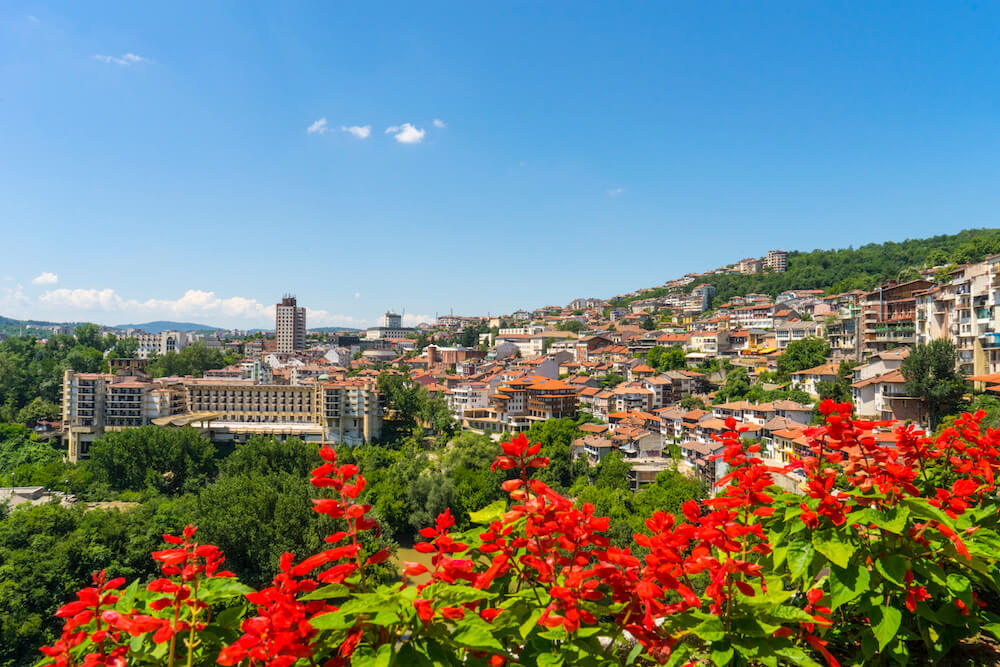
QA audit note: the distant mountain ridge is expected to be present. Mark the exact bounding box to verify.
[114,321,223,333]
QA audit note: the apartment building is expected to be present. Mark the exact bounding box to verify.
[826,299,863,362]
[62,371,383,461]
[463,375,578,432]
[915,256,1000,376]
[131,330,193,358]
[730,304,776,330]
[61,370,186,462]
[860,280,933,358]
[774,321,823,350]
[765,249,788,272]
[276,295,307,352]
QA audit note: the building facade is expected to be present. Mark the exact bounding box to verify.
[276,295,307,352]
[61,370,383,462]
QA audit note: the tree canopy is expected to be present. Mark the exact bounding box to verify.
[901,340,968,428]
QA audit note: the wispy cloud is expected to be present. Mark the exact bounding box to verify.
[307,118,329,135]
[385,123,426,144]
[354,292,361,300]
[93,53,148,66]
[402,313,431,327]
[433,119,446,129]
[341,125,371,139]
[0,284,29,312]
[32,272,58,285]
[26,15,39,23]
[37,288,371,326]
[607,187,625,197]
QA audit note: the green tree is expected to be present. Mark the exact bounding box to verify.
[593,452,631,492]
[901,340,967,428]
[72,323,103,350]
[714,367,751,404]
[556,320,584,334]
[600,373,624,388]
[646,346,686,372]
[88,426,217,495]
[776,337,830,379]
[15,396,61,425]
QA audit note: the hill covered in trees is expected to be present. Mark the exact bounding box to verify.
[613,228,1000,307]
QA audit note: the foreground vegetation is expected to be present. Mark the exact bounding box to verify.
[31,402,1000,666]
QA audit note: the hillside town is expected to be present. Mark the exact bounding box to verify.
[50,249,1000,496]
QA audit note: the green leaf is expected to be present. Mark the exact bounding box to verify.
[828,564,871,610]
[298,583,351,601]
[536,654,564,667]
[452,624,504,652]
[762,605,817,624]
[847,506,910,534]
[711,643,734,666]
[984,623,1000,640]
[519,607,544,639]
[118,579,139,611]
[901,497,952,526]
[947,573,973,605]
[786,539,815,580]
[350,644,392,667]
[626,642,644,665]
[875,555,907,588]
[200,577,255,603]
[775,647,823,667]
[812,529,853,569]
[872,605,902,652]
[427,583,497,606]
[309,610,354,631]
[468,499,507,525]
[214,605,244,630]
[691,616,726,642]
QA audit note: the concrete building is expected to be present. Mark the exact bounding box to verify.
[132,330,193,358]
[61,370,384,461]
[765,249,788,273]
[365,311,415,340]
[915,256,1000,376]
[861,280,933,358]
[61,370,187,461]
[276,295,307,353]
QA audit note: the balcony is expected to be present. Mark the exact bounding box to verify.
[983,332,1000,350]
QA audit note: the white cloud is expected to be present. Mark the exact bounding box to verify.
[36,288,372,326]
[0,284,29,312]
[307,118,329,135]
[32,272,58,285]
[40,288,123,310]
[433,119,446,129]
[309,309,368,328]
[341,125,371,139]
[26,15,39,23]
[385,123,426,144]
[354,292,361,300]
[402,313,431,327]
[93,53,148,66]
[607,187,625,197]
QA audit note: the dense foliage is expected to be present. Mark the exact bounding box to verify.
[612,228,1000,307]
[34,403,1000,666]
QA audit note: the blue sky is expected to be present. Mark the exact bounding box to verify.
[2,2,999,328]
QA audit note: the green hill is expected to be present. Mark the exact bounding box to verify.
[613,228,1000,307]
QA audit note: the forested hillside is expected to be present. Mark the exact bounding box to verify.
[613,228,1000,306]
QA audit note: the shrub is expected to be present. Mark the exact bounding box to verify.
[38,403,1000,665]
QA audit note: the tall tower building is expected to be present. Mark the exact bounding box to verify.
[276,295,306,352]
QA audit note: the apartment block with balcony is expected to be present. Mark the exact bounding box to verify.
[62,370,186,462]
[861,280,933,358]
[915,256,1000,377]
[62,372,384,460]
